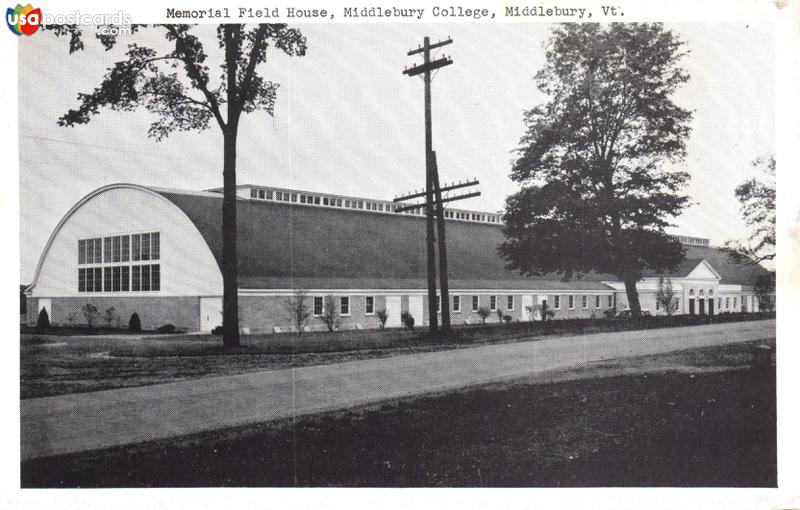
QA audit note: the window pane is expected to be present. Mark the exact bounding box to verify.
[151,265,160,291]
[472,296,478,311]
[104,267,113,292]
[113,266,121,292]
[141,233,150,261]
[366,296,374,314]
[121,266,130,292]
[314,297,323,315]
[132,234,141,261]
[121,235,130,262]
[94,238,102,264]
[93,267,102,292]
[132,265,141,291]
[341,297,349,315]
[85,268,93,292]
[507,296,513,309]
[113,236,121,262]
[141,265,151,291]
[78,240,86,264]
[151,232,160,260]
[78,268,86,292]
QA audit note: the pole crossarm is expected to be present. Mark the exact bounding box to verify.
[407,37,452,56]
[394,179,479,202]
[393,191,481,213]
[403,56,453,77]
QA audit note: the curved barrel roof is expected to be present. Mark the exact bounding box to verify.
[154,187,769,291]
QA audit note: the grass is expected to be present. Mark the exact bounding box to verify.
[20,340,776,487]
[21,313,775,399]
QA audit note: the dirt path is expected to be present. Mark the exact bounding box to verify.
[20,319,775,460]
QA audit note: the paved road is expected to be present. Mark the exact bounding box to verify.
[20,320,775,460]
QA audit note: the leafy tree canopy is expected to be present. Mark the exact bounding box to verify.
[52,24,306,139]
[724,155,775,265]
[501,23,693,313]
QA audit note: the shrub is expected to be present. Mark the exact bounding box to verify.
[104,307,116,327]
[401,311,415,331]
[476,307,491,324]
[376,308,388,329]
[156,324,176,334]
[128,313,142,332]
[36,307,50,330]
[211,325,224,335]
[82,304,98,330]
[496,308,504,322]
[503,315,512,323]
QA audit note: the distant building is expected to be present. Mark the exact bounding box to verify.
[24,183,770,332]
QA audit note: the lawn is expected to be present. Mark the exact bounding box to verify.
[21,340,776,487]
[21,312,775,399]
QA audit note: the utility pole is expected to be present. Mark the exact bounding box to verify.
[403,36,453,334]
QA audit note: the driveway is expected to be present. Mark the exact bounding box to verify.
[21,319,775,460]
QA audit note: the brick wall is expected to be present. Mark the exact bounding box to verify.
[28,296,200,331]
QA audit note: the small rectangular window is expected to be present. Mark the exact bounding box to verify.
[569,295,575,309]
[78,268,86,292]
[313,196,320,205]
[554,295,561,309]
[472,295,479,312]
[340,297,350,315]
[313,296,323,316]
[336,199,342,207]
[300,195,306,203]
[258,189,266,199]
[453,295,461,313]
[323,197,329,206]
[608,295,614,308]
[490,296,497,311]
[266,191,273,199]
[595,295,601,308]
[365,296,374,315]
[291,193,297,203]
[582,295,588,309]
[507,296,514,310]
[251,189,258,198]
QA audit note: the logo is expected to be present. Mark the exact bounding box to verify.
[6,4,41,36]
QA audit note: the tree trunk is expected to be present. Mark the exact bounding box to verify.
[623,273,642,317]
[221,128,240,347]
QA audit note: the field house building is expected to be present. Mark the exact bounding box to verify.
[24,183,770,332]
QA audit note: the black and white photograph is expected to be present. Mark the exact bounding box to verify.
[3,0,799,507]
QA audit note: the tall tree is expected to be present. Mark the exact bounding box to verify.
[500,23,692,316]
[52,24,307,347]
[724,155,776,265]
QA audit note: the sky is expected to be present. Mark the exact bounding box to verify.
[18,22,775,283]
